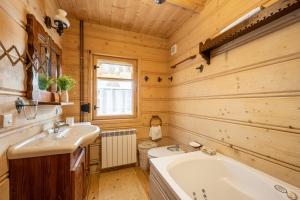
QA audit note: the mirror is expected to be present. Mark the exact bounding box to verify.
[26,14,62,103]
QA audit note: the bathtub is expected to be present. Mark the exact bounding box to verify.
[150,151,300,200]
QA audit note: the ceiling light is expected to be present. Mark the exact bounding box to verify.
[154,0,166,4]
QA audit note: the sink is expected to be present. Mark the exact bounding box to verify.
[8,123,100,159]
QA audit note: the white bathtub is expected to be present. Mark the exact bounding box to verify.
[150,151,300,200]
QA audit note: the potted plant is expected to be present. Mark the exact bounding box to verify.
[56,75,76,102]
[38,74,54,90]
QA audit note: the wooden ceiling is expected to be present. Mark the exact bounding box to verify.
[56,0,206,38]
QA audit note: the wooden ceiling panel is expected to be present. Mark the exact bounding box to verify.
[56,0,205,38]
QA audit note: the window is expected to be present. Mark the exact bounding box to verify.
[93,56,137,119]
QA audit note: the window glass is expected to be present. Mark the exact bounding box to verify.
[96,80,133,116]
[96,62,133,79]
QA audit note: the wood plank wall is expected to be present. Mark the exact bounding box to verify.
[0,1,62,199]
[62,19,169,139]
[167,0,300,187]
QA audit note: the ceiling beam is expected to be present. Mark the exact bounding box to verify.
[166,0,205,12]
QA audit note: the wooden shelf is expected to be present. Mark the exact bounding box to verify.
[199,0,300,64]
[38,102,74,106]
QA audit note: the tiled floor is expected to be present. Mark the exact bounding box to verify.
[88,167,149,200]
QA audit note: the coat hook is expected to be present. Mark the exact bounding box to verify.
[196,65,204,72]
[158,77,162,82]
[168,76,173,82]
[144,75,149,82]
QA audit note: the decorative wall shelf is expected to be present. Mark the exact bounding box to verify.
[170,55,197,69]
[199,0,300,64]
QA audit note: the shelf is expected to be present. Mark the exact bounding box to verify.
[199,0,300,64]
[38,102,74,106]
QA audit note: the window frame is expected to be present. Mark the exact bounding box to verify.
[92,55,138,120]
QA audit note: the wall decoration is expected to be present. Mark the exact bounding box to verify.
[0,41,47,73]
[199,0,300,64]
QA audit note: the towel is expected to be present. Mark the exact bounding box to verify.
[149,125,162,141]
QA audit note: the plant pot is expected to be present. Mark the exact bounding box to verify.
[38,90,52,102]
[60,91,69,102]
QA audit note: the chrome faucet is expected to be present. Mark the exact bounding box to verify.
[54,121,69,134]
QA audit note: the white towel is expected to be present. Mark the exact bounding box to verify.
[149,125,162,141]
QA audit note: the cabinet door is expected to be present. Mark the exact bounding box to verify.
[84,147,90,196]
[71,149,86,200]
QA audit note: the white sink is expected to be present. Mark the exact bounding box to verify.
[8,123,100,159]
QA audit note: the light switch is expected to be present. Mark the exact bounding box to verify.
[0,114,13,128]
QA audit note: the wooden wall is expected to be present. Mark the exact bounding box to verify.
[167,0,300,187]
[0,1,62,199]
[62,19,169,139]
[2,0,298,198]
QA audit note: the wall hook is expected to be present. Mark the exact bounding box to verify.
[158,77,162,82]
[196,65,204,73]
[144,75,149,82]
[168,76,173,82]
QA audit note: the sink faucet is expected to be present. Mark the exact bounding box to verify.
[54,121,69,134]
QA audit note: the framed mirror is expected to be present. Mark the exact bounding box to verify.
[26,14,62,103]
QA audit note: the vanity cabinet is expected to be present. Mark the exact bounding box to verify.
[71,148,86,200]
[9,147,87,200]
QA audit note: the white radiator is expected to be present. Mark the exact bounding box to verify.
[101,129,137,169]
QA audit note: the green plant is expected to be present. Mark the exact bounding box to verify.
[56,75,76,91]
[38,74,54,90]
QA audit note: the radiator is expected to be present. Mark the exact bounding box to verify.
[101,129,137,169]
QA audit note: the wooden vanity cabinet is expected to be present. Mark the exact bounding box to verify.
[71,148,86,200]
[9,147,87,200]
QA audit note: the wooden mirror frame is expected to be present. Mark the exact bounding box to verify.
[26,14,62,102]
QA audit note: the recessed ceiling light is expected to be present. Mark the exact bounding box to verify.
[154,0,166,4]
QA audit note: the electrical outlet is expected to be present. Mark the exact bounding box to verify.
[0,113,13,128]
